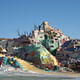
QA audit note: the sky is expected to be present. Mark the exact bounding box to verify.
[0,0,80,39]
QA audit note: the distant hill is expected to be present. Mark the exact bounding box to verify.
[0,38,13,40]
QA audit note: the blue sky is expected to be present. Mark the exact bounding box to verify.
[0,0,80,39]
